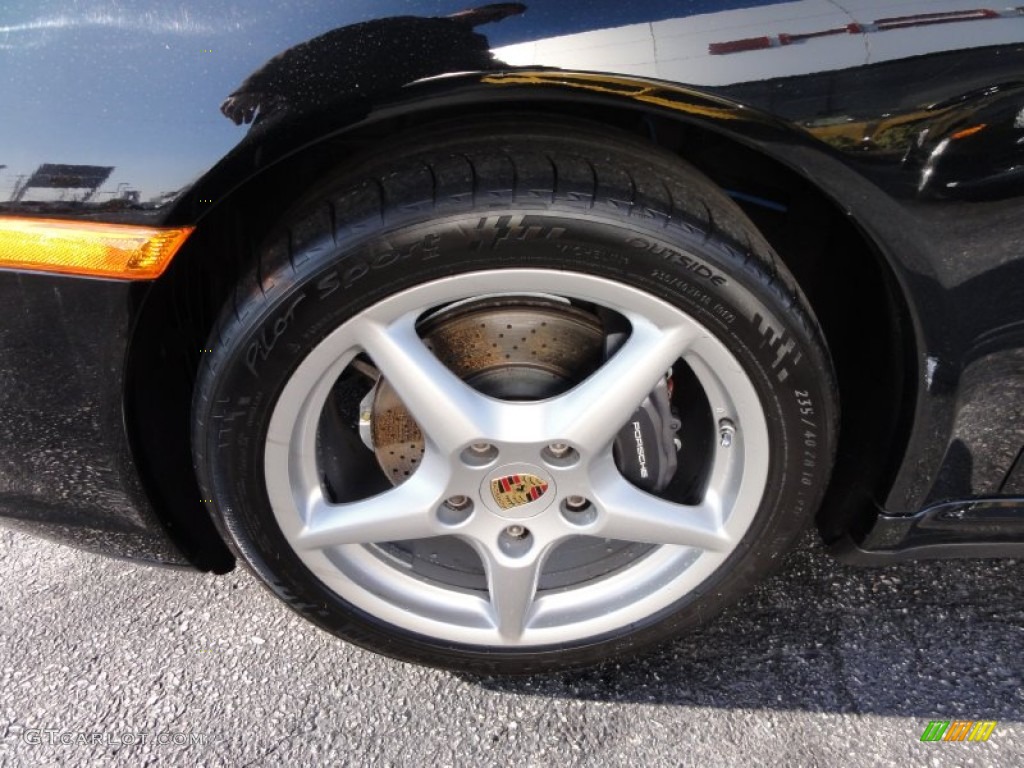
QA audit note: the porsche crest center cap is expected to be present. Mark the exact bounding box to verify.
[481,464,556,519]
[490,473,549,510]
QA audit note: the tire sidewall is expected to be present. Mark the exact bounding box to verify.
[196,206,836,673]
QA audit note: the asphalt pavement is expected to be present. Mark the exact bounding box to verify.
[0,527,1021,767]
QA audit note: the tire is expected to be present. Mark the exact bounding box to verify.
[192,118,838,674]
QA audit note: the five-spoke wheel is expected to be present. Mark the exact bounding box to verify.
[265,270,769,646]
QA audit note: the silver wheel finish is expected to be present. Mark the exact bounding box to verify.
[264,269,770,647]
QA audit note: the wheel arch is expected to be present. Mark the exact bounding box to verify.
[126,73,917,568]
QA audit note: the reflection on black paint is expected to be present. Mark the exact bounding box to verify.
[915,85,1024,201]
[716,47,1024,202]
[221,3,526,126]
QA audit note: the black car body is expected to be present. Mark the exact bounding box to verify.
[1,1,1023,670]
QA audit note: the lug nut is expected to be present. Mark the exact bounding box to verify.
[462,443,498,467]
[505,524,528,539]
[565,495,589,511]
[544,442,578,464]
[446,495,471,510]
[560,495,597,526]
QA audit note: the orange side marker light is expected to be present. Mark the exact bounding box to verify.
[0,217,193,280]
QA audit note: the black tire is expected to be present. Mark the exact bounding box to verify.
[192,118,838,674]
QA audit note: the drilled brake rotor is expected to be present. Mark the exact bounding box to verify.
[370,297,605,484]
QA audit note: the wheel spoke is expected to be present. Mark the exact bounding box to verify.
[353,313,494,451]
[296,473,445,550]
[551,318,692,450]
[477,545,548,642]
[591,468,731,552]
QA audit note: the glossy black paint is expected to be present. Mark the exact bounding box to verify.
[1,1,1022,564]
[0,271,187,564]
[833,499,1024,564]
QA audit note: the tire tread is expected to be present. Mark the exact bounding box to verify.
[192,117,838,674]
